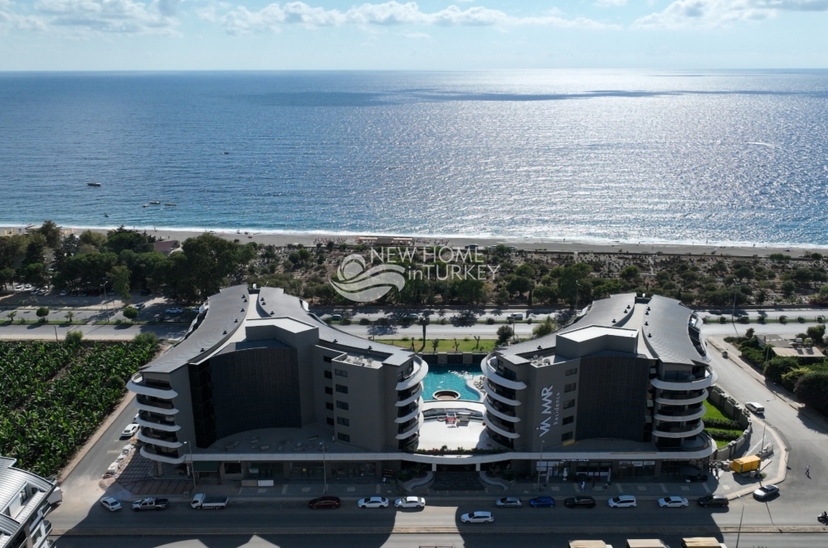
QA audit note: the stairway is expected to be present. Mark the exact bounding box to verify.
[430,471,485,492]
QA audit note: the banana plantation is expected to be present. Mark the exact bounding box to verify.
[0,335,158,476]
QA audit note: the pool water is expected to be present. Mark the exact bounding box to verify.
[422,364,482,401]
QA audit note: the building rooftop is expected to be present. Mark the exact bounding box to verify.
[0,457,53,548]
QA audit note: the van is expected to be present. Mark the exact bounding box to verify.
[745,402,764,414]
[510,313,523,320]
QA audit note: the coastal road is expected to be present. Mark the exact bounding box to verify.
[0,322,188,340]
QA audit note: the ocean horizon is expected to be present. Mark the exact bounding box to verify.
[3,70,828,247]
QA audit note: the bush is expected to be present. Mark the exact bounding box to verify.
[781,367,812,391]
[340,318,351,326]
[496,325,514,345]
[359,318,370,325]
[779,315,788,324]
[797,316,806,323]
[737,316,750,324]
[705,428,742,441]
[64,331,83,346]
[486,317,495,325]
[758,315,766,324]
[122,306,139,321]
[704,418,742,430]
[36,307,50,323]
[764,357,798,383]
[795,371,828,415]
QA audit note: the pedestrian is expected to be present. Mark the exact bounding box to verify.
[806,466,811,479]
[580,480,585,492]
[382,477,387,485]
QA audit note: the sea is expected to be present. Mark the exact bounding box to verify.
[2,70,828,247]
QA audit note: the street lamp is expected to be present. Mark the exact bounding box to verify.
[182,441,196,492]
[101,281,109,312]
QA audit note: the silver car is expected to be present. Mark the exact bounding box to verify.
[357,496,389,508]
[394,496,426,509]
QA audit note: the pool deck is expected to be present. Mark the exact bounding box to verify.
[418,402,491,451]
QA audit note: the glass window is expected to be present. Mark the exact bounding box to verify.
[337,432,350,442]
[324,370,332,379]
[564,383,576,393]
[335,369,348,377]
[325,402,333,410]
[565,368,578,376]
[335,384,348,394]
[563,399,575,409]
[336,400,349,410]
[326,417,334,426]
[324,386,333,395]
[323,356,333,363]
[561,431,573,441]
[563,415,574,425]
[337,417,350,426]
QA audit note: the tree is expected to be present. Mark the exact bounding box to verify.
[533,316,557,338]
[64,311,74,323]
[763,357,798,383]
[65,330,84,346]
[806,324,826,345]
[496,325,514,345]
[123,306,139,322]
[431,338,440,352]
[107,265,131,302]
[453,278,486,306]
[506,275,534,297]
[745,328,755,340]
[36,220,62,248]
[795,371,828,415]
[78,230,107,250]
[6,311,15,323]
[36,307,49,323]
[533,284,558,305]
[105,227,154,255]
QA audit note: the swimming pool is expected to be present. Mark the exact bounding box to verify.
[422,364,482,401]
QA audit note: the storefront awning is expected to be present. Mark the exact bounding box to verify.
[193,461,221,472]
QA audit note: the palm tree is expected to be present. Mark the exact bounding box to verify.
[65,311,75,324]
[7,311,16,323]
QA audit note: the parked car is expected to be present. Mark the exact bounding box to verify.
[120,423,139,439]
[394,496,426,509]
[697,494,729,508]
[99,496,122,512]
[460,511,494,523]
[608,495,637,508]
[165,307,184,314]
[495,496,522,508]
[745,402,765,415]
[134,303,146,310]
[564,496,596,509]
[308,496,341,509]
[329,314,342,321]
[658,496,689,508]
[132,497,168,511]
[753,484,780,501]
[358,496,389,508]
[528,496,556,508]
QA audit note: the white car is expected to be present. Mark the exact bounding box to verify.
[120,423,139,438]
[658,496,689,508]
[460,511,494,523]
[608,495,637,508]
[395,496,426,509]
[165,307,184,314]
[100,496,122,512]
[357,496,389,508]
[495,496,522,508]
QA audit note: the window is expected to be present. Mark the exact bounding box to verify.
[337,417,350,426]
[337,432,350,442]
[325,402,333,410]
[326,417,334,426]
[324,370,332,379]
[324,386,333,395]
[564,383,577,393]
[335,369,348,378]
[563,399,575,409]
[561,431,573,442]
[565,368,578,376]
[323,356,332,363]
[563,415,574,425]
[335,384,348,394]
[336,400,349,410]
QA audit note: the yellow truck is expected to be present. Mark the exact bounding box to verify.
[730,455,760,474]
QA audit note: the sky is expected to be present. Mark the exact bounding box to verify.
[1,0,828,70]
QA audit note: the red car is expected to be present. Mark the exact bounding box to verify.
[308,496,341,509]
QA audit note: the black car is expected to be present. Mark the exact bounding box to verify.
[697,494,729,508]
[564,496,596,509]
[308,496,341,509]
[140,288,152,296]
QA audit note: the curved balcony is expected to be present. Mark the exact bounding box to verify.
[138,431,183,450]
[651,368,717,391]
[396,384,423,407]
[484,382,522,407]
[655,389,708,406]
[654,405,706,422]
[481,355,527,391]
[135,399,180,416]
[396,359,428,391]
[652,421,705,439]
[136,417,181,432]
[128,373,178,399]
[395,399,422,423]
[484,417,520,440]
[140,445,184,464]
[484,397,520,423]
[395,415,423,440]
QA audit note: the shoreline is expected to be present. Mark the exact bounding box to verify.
[3,224,826,258]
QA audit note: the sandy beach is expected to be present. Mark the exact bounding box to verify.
[3,225,826,258]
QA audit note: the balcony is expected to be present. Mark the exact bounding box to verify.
[654,389,708,406]
[136,415,180,432]
[651,368,717,391]
[484,397,520,423]
[654,405,706,422]
[136,397,179,416]
[395,399,422,423]
[652,421,705,438]
[481,354,527,391]
[484,417,520,440]
[484,379,521,405]
[138,430,182,449]
[396,358,428,391]
[140,444,184,464]
[396,384,423,407]
[395,415,423,440]
[128,373,178,399]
